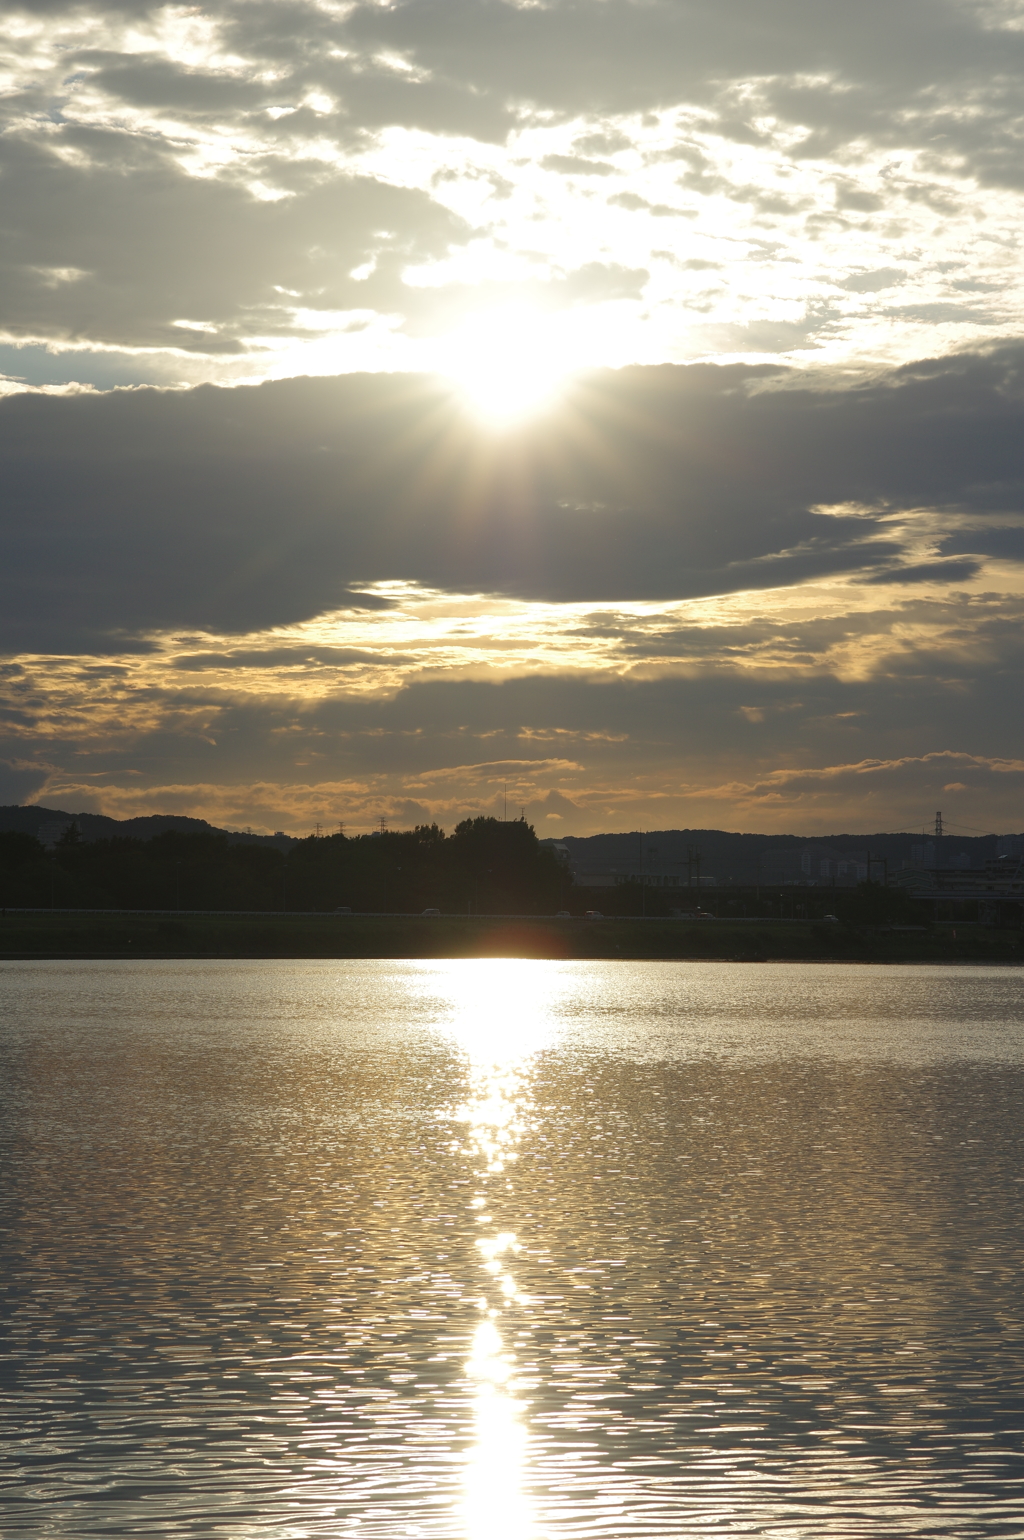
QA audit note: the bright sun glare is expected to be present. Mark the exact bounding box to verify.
[443,306,569,425]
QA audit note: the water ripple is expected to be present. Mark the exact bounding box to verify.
[1,959,1022,1536]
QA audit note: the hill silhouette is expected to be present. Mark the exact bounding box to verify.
[0,804,292,849]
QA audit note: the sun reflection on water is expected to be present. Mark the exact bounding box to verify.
[441,957,565,1064]
[436,961,566,1539]
[463,1315,535,1540]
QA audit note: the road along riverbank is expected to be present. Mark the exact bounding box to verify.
[2,910,1021,963]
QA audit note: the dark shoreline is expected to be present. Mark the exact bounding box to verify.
[2,911,1021,964]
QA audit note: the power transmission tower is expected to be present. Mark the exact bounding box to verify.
[378,814,387,836]
[935,810,943,838]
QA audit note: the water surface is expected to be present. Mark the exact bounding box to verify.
[2,959,1023,1537]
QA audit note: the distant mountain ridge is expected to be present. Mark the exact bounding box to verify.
[0,805,294,850]
[541,827,1024,886]
[4,807,1021,878]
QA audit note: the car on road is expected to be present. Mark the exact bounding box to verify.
[422,907,441,916]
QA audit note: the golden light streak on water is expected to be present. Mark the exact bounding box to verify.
[443,961,554,1538]
[462,1316,536,1540]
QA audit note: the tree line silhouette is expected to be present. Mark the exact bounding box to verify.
[0,816,572,915]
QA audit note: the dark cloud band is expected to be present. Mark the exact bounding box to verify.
[2,348,1022,649]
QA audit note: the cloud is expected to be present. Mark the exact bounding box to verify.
[0,759,50,806]
[859,559,982,585]
[0,129,471,353]
[939,525,1024,561]
[702,752,1024,822]
[2,347,1022,650]
[334,0,1024,165]
[8,617,1024,832]
[540,154,616,176]
[840,269,907,294]
[4,0,1024,382]
[171,645,409,670]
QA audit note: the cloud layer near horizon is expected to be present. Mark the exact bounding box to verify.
[2,354,1023,834]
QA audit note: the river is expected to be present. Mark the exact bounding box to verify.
[2,959,1023,1537]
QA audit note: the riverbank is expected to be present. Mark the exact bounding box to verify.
[2,910,1021,962]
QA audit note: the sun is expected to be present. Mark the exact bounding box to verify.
[455,354,563,425]
[442,305,569,426]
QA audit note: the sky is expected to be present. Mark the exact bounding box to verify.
[2,0,1024,836]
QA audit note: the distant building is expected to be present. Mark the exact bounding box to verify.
[895,851,1024,927]
[766,845,868,886]
[912,841,972,871]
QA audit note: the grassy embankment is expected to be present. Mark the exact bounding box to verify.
[1,911,1021,963]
